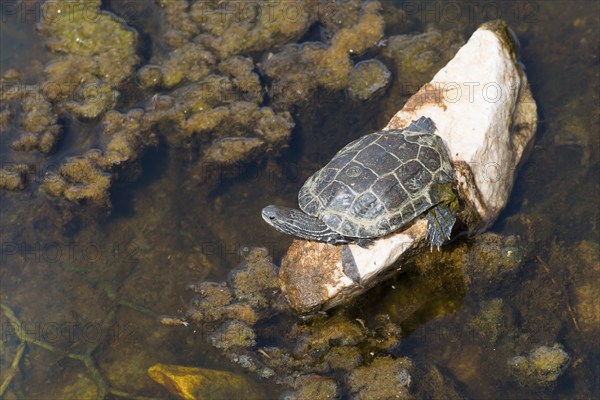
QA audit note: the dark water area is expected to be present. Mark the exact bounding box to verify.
[1,1,598,399]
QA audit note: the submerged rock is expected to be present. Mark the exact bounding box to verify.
[42,153,112,205]
[11,96,62,153]
[381,29,464,91]
[467,298,510,345]
[416,366,465,400]
[284,374,339,400]
[209,320,257,350]
[347,59,392,101]
[41,109,157,204]
[508,344,571,386]
[460,234,525,289]
[347,356,413,399]
[148,364,265,400]
[39,0,138,119]
[259,1,385,107]
[563,241,600,337]
[0,164,29,191]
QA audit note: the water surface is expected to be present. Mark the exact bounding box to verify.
[1,1,598,399]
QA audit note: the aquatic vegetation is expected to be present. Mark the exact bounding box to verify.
[260,1,385,108]
[0,0,468,210]
[0,164,28,191]
[159,247,413,396]
[458,234,526,290]
[347,356,413,399]
[42,153,112,204]
[0,78,62,154]
[164,236,532,396]
[160,0,314,60]
[381,28,465,95]
[467,298,508,345]
[11,96,62,153]
[416,366,465,400]
[38,0,138,119]
[347,59,392,101]
[39,108,157,204]
[283,374,339,400]
[509,344,571,386]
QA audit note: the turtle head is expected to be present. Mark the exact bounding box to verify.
[261,205,300,236]
[261,205,347,244]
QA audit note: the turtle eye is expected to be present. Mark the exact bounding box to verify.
[269,216,275,220]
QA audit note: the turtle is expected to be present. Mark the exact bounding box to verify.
[262,116,458,249]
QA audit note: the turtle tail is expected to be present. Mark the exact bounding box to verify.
[408,116,436,134]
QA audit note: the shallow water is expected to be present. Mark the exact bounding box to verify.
[1,1,598,399]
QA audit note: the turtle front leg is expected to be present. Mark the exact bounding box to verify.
[425,205,456,250]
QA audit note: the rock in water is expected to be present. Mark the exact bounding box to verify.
[508,345,571,386]
[279,21,538,313]
[347,59,392,100]
[148,364,265,400]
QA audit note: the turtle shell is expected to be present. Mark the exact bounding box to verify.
[298,119,453,238]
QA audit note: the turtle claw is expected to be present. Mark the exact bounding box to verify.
[426,205,456,250]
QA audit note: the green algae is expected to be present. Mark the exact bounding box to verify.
[381,28,464,91]
[509,344,571,387]
[0,0,464,206]
[42,154,112,204]
[40,108,156,203]
[347,59,392,101]
[284,374,339,400]
[187,0,314,60]
[38,0,138,120]
[150,44,216,89]
[209,320,257,350]
[1,89,62,154]
[415,366,465,400]
[347,356,413,400]
[260,1,385,107]
[292,314,367,354]
[467,298,508,345]
[16,97,61,153]
[228,247,280,308]
[0,0,139,174]
[0,164,28,191]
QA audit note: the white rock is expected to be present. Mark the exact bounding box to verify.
[279,21,537,313]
